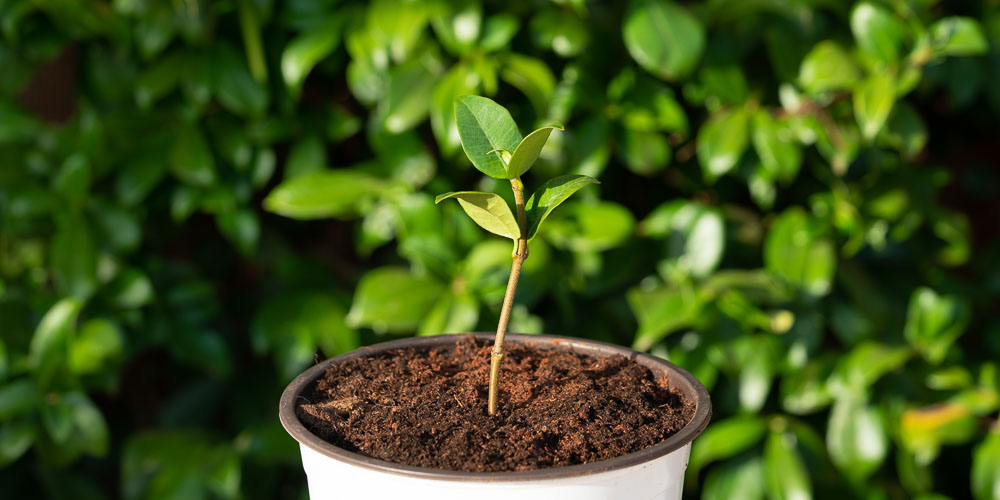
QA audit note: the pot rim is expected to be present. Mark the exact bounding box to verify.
[279,333,711,482]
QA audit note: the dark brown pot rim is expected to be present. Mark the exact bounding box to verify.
[279,333,712,482]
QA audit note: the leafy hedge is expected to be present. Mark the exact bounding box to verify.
[2,0,999,498]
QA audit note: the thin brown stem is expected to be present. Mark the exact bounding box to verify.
[488,177,528,416]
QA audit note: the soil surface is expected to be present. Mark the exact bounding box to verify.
[296,336,694,472]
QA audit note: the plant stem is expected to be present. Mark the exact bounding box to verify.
[489,177,528,416]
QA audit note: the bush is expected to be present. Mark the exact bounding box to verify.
[1,0,999,498]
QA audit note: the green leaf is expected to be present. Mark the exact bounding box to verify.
[827,393,888,480]
[217,209,260,256]
[346,268,445,334]
[881,102,927,158]
[379,57,441,134]
[781,356,835,414]
[828,341,911,395]
[0,379,39,420]
[689,415,767,477]
[901,403,977,462]
[500,54,556,115]
[904,287,970,365]
[531,9,589,58]
[640,200,724,279]
[51,217,98,299]
[69,319,124,376]
[971,429,1000,500]
[431,2,481,56]
[930,17,988,56]
[764,429,813,500]
[281,17,340,97]
[0,419,35,466]
[799,41,861,94]
[629,284,702,351]
[764,208,836,297]
[431,64,480,155]
[751,111,801,183]
[506,123,563,178]
[30,298,81,388]
[170,126,216,187]
[454,95,523,179]
[418,291,479,336]
[263,169,384,220]
[697,108,749,180]
[623,0,705,81]
[105,268,154,309]
[702,454,765,500]
[479,14,519,52]
[850,2,905,63]
[434,191,520,240]
[284,135,326,180]
[213,46,269,117]
[524,175,600,240]
[619,129,671,176]
[854,72,895,140]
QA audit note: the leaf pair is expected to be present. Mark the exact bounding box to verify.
[454,95,563,179]
[435,175,599,241]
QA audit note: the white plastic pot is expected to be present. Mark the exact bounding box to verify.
[279,333,711,500]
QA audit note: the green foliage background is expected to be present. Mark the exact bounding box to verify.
[2,0,999,498]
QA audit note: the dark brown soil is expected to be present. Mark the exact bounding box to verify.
[296,336,694,472]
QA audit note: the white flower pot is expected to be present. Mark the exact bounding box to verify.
[280,333,711,500]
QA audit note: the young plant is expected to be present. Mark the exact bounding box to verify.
[436,96,599,416]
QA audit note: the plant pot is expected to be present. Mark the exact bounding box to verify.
[279,333,711,499]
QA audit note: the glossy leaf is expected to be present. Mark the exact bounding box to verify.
[930,17,988,56]
[435,191,520,240]
[752,111,801,183]
[850,2,905,63]
[346,268,445,334]
[799,41,860,94]
[69,319,124,376]
[698,108,749,180]
[764,430,813,500]
[623,0,704,81]
[629,284,702,351]
[524,175,600,240]
[904,287,969,365]
[827,394,888,480]
[263,169,384,219]
[764,208,836,297]
[641,200,724,279]
[454,95,523,179]
[971,429,1000,500]
[506,122,563,178]
[282,17,341,96]
[689,415,767,476]
[854,72,895,139]
[30,298,81,388]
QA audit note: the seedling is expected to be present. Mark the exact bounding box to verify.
[436,96,598,416]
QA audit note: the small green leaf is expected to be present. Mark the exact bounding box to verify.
[623,0,705,81]
[764,429,813,500]
[764,208,836,297]
[881,102,927,158]
[479,14,519,52]
[500,54,556,115]
[781,356,835,414]
[346,268,445,334]
[217,209,260,256]
[379,57,440,134]
[799,41,861,94]
[0,380,39,420]
[263,169,384,220]
[418,291,479,336]
[434,191,520,240]
[828,341,911,394]
[284,135,326,180]
[105,268,154,309]
[850,2,905,63]
[751,111,801,183]
[0,419,35,466]
[282,17,341,96]
[505,123,563,178]
[971,429,1000,500]
[702,454,765,500]
[524,175,600,240]
[30,298,82,388]
[689,415,767,477]
[454,96,523,179]
[640,200,724,279]
[619,129,671,176]
[930,17,988,56]
[827,393,888,480]
[629,284,702,351]
[854,72,895,139]
[904,287,970,365]
[170,126,216,187]
[697,108,749,180]
[51,217,98,299]
[69,319,124,376]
